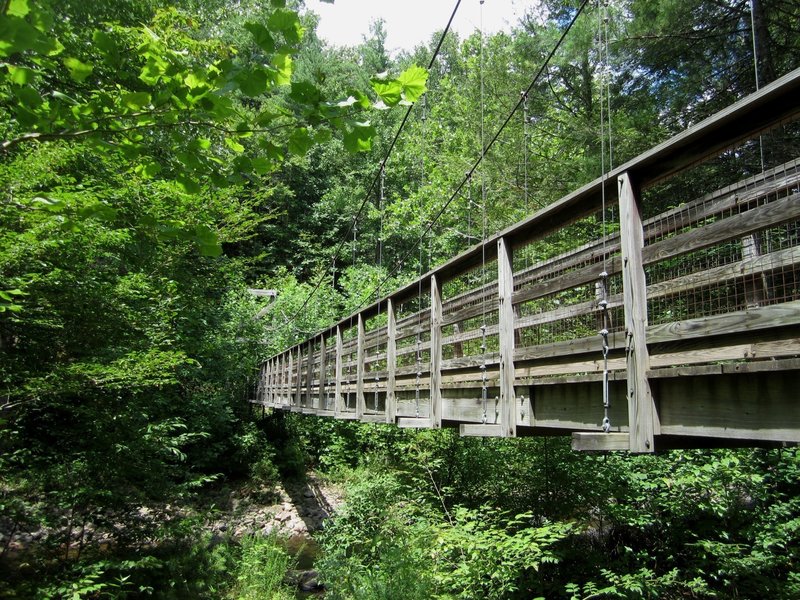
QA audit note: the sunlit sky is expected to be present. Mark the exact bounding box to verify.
[305,0,532,52]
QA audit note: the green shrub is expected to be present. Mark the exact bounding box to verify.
[230,535,295,600]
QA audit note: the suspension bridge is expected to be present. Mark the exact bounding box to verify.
[253,48,800,453]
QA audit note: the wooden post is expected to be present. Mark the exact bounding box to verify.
[319,334,327,411]
[277,354,283,406]
[386,298,397,423]
[294,346,302,407]
[258,363,265,405]
[287,350,293,409]
[497,237,517,437]
[335,326,344,416]
[305,339,313,409]
[356,314,366,419]
[618,171,657,453]
[266,358,273,407]
[430,274,443,428]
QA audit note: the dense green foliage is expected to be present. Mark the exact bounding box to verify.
[2,0,799,597]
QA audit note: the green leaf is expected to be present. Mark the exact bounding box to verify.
[397,65,428,103]
[343,121,376,153]
[290,81,321,105]
[251,156,274,175]
[122,91,151,110]
[0,289,26,301]
[92,29,117,55]
[272,53,292,86]
[136,161,162,178]
[7,0,31,18]
[15,85,41,107]
[63,57,93,82]
[244,22,275,53]
[0,15,58,57]
[225,137,245,153]
[79,203,118,222]
[139,56,165,85]
[184,71,206,89]
[176,175,201,195]
[267,8,304,44]
[194,224,223,257]
[371,79,402,107]
[236,67,268,97]
[7,64,35,84]
[260,140,285,162]
[288,127,313,157]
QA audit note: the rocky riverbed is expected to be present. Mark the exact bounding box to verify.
[206,472,343,539]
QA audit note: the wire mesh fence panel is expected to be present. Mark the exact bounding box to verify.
[642,147,800,370]
[512,208,624,382]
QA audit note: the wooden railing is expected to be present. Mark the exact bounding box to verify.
[254,67,800,452]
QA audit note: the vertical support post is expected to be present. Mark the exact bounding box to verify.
[356,314,365,419]
[386,298,397,423]
[305,339,313,409]
[497,237,517,437]
[287,350,293,409]
[266,358,273,407]
[618,172,657,453]
[257,363,265,405]
[430,274,443,428]
[294,346,302,407]
[277,354,283,406]
[319,334,327,410]
[335,326,344,416]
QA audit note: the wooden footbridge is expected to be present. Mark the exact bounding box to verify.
[253,67,800,453]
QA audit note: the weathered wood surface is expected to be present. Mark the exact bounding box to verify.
[255,72,800,451]
[619,172,657,452]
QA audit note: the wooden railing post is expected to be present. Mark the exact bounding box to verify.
[287,350,293,409]
[618,171,657,452]
[430,274,443,428]
[497,237,517,437]
[356,314,366,419]
[257,363,265,405]
[305,339,313,409]
[294,346,302,407]
[386,298,397,423]
[335,326,344,416]
[277,354,283,406]
[265,359,275,406]
[319,335,327,411]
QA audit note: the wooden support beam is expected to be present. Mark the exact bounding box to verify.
[267,358,274,407]
[287,350,293,408]
[572,432,631,451]
[305,340,313,408]
[361,414,386,424]
[319,335,327,410]
[278,354,284,406]
[386,298,397,424]
[294,346,302,407]
[497,236,517,437]
[335,326,343,416]
[397,417,433,428]
[430,274,443,428]
[460,424,503,437]
[618,172,657,453]
[356,314,365,420]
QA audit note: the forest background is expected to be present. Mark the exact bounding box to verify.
[1,0,800,597]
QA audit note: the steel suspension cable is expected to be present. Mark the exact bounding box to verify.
[285,0,465,326]
[352,0,592,312]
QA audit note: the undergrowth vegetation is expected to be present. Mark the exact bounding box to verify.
[281,415,800,599]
